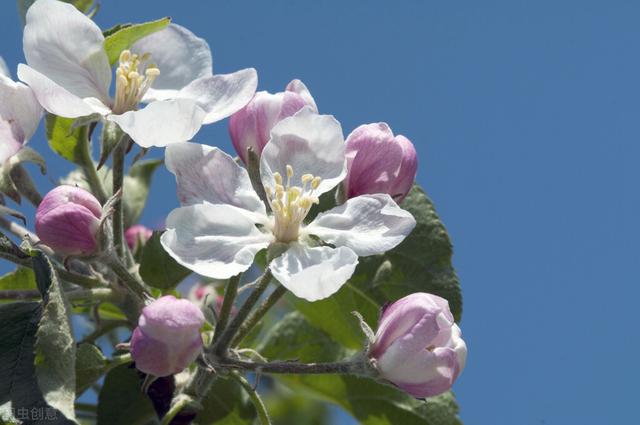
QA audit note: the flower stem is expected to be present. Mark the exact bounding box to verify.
[212,274,241,343]
[104,253,149,303]
[231,284,286,347]
[218,357,367,375]
[79,125,108,204]
[112,139,127,259]
[160,394,195,425]
[213,270,272,355]
[231,372,271,425]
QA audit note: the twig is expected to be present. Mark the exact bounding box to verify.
[213,270,272,355]
[231,284,286,347]
[230,372,271,425]
[212,274,241,343]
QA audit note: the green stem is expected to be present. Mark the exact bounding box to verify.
[105,253,149,303]
[231,372,271,425]
[220,357,367,375]
[231,284,286,347]
[79,126,108,204]
[112,139,126,259]
[105,353,133,371]
[213,270,272,355]
[212,274,241,343]
[160,395,196,425]
[66,287,116,303]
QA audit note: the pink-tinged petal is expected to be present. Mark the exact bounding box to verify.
[125,224,153,250]
[35,186,102,256]
[178,68,258,125]
[23,0,111,103]
[134,24,213,101]
[161,203,273,279]
[165,143,266,220]
[0,120,24,163]
[260,108,346,198]
[369,293,466,398]
[229,80,316,163]
[269,244,358,302]
[306,194,415,257]
[345,123,417,202]
[130,327,203,377]
[138,295,205,343]
[17,64,110,118]
[0,75,42,162]
[285,79,318,113]
[107,99,206,148]
[380,347,460,398]
[371,293,454,359]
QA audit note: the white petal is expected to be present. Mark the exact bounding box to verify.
[0,75,43,145]
[17,64,110,119]
[178,68,258,124]
[260,108,346,197]
[23,0,111,102]
[306,194,416,256]
[134,24,213,101]
[285,79,318,112]
[162,203,273,279]
[108,99,206,148]
[269,244,358,302]
[165,143,267,219]
[0,57,9,78]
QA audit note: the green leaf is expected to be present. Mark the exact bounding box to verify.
[0,268,36,291]
[103,17,171,65]
[45,114,87,165]
[379,185,463,321]
[194,376,256,425]
[0,301,75,424]
[291,184,463,349]
[259,312,462,425]
[17,0,94,24]
[139,232,192,290]
[33,252,77,422]
[122,159,162,228]
[97,364,155,425]
[0,231,29,262]
[75,343,106,396]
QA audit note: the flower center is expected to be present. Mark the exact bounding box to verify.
[112,50,160,114]
[265,165,322,243]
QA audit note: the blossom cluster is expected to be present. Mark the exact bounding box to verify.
[0,0,467,419]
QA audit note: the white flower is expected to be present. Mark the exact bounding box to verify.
[0,56,42,163]
[161,108,416,302]
[17,0,257,148]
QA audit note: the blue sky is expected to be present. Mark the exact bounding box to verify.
[2,1,639,424]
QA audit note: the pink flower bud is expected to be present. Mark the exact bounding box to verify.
[370,293,466,398]
[125,224,153,250]
[344,123,417,203]
[35,185,102,256]
[229,79,318,163]
[130,295,205,377]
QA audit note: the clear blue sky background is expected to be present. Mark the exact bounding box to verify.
[1,1,639,424]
